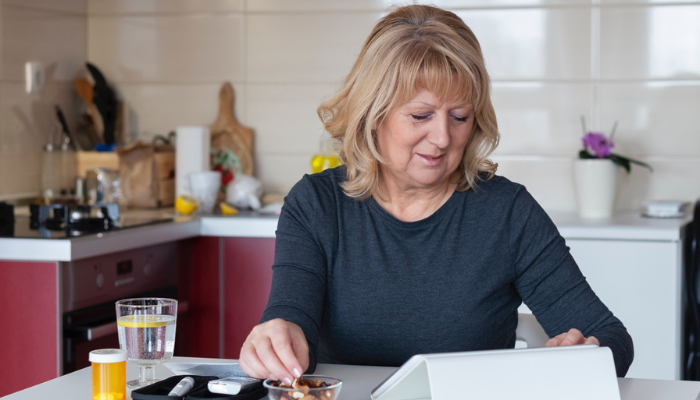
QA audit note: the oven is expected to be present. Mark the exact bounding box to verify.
[60,242,189,374]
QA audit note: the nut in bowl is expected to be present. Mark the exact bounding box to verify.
[263,375,342,400]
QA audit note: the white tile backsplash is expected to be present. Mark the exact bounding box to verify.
[116,82,247,139]
[616,157,700,210]
[455,7,591,80]
[600,5,700,80]
[600,0,699,4]
[0,82,80,156]
[2,5,86,81]
[88,14,244,83]
[492,82,594,155]
[598,81,700,157]
[247,12,383,83]
[255,153,315,195]
[427,0,590,8]
[247,0,406,12]
[3,0,87,14]
[492,156,578,212]
[1,1,698,207]
[88,0,244,15]
[0,153,43,197]
[245,83,338,154]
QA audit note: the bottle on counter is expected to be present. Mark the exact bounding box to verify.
[90,349,127,400]
[41,142,60,201]
[311,134,341,174]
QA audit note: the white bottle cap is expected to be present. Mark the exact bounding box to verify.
[89,349,127,363]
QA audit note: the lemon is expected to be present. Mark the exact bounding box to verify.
[175,195,198,215]
[220,202,238,216]
[116,315,174,328]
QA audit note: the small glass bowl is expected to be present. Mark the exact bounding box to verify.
[263,375,343,400]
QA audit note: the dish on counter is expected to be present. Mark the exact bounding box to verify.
[264,375,342,400]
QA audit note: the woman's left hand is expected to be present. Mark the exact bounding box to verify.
[545,328,600,347]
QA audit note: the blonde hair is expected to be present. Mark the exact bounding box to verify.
[317,5,499,200]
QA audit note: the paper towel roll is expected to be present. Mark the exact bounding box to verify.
[176,126,211,198]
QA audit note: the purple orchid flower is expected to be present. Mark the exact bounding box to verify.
[582,132,614,158]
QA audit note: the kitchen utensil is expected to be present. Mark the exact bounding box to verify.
[55,105,76,150]
[116,298,177,389]
[189,171,221,214]
[55,105,77,193]
[75,78,93,104]
[86,62,118,146]
[75,78,104,145]
[210,82,254,176]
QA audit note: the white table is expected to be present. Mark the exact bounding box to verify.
[4,357,700,400]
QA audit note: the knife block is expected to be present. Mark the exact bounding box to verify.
[75,151,120,178]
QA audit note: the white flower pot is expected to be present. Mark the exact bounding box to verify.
[573,159,620,219]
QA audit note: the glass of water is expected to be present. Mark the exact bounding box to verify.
[115,298,177,389]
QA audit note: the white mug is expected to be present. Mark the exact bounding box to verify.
[189,171,221,214]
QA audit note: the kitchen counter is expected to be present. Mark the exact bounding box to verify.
[549,211,692,241]
[0,210,278,262]
[0,209,691,262]
[5,356,700,400]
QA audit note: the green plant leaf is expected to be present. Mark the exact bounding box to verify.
[610,153,653,173]
[610,154,631,173]
[578,150,596,159]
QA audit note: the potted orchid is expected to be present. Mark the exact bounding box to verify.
[574,117,652,219]
[578,120,653,173]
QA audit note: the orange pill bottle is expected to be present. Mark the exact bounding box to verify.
[90,349,127,400]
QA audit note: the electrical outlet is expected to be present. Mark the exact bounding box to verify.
[25,61,45,94]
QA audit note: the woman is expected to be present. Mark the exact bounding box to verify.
[239,4,633,384]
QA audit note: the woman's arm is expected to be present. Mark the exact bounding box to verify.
[240,175,330,378]
[508,186,634,377]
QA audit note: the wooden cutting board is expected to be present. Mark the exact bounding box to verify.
[210,82,254,176]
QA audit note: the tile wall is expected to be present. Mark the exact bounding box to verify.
[0,0,87,200]
[5,0,700,212]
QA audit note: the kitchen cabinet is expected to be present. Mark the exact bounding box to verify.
[518,212,690,381]
[0,261,59,397]
[182,236,275,359]
[568,239,681,380]
[223,238,275,358]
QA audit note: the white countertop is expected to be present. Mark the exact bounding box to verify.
[0,209,691,262]
[549,212,692,241]
[4,356,700,400]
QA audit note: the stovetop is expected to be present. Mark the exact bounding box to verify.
[7,215,174,239]
[0,202,172,239]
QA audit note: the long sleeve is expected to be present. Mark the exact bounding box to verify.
[259,175,331,372]
[509,186,634,376]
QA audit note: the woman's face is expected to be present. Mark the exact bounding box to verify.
[376,88,474,191]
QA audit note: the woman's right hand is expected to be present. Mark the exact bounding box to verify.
[239,318,309,384]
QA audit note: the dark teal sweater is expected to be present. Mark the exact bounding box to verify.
[261,167,633,377]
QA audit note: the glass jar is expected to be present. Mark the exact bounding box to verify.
[311,136,341,174]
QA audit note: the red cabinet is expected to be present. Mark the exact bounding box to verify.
[0,261,59,397]
[182,237,275,359]
[223,238,275,358]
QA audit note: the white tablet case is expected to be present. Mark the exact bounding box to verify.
[370,345,620,400]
